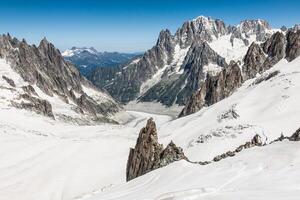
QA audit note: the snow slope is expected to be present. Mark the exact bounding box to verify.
[87,56,300,199]
[91,141,300,200]
[0,56,300,200]
[209,34,256,63]
[0,106,171,200]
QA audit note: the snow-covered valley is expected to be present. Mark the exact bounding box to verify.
[1,55,300,200]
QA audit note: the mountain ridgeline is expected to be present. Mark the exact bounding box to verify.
[62,47,141,79]
[0,34,121,123]
[90,17,292,107]
[180,28,300,117]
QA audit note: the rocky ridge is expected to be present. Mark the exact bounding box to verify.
[0,34,121,122]
[180,29,300,117]
[94,16,274,106]
[126,118,187,181]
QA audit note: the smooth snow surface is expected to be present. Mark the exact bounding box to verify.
[125,101,184,119]
[209,34,255,63]
[1,56,300,200]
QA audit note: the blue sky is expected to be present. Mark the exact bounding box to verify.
[0,0,299,52]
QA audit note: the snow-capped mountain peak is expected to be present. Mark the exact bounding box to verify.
[191,15,219,30]
[237,19,271,34]
[62,46,98,57]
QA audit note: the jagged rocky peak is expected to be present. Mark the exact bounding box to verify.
[238,19,271,34]
[126,118,186,181]
[181,41,228,92]
[243,31,285,80]
[192,16,227,34]
[230,19,272,46]
[175,16,227,47]
[156,29,175,59]
[242,42,266,79]
[262,31,286,63]
[157,29,173,46]
[0,34,121,121]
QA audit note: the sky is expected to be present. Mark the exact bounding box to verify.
[0,0,299,52]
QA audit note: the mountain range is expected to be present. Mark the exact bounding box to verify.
[62,47,141,78]
[92,16,296,107]
[0,34,123,124]
[0,14,300,200]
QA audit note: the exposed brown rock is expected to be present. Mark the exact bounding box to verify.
[157,141,187,168]
[213,134,262,162]
[242,43,266,79]
[126,118,186,181]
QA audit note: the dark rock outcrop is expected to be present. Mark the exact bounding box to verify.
[286,30,300,62]
[213,134,262,162]
[179,62,242,117]
[22,85,38,96]
[158,141,187,168]
[289,128,300,141]
[2,75,15,87]
[252,70,280,85]
[12,93,54,118]
[242,43,266,79]
[243,32,285,80]
[126,118,186,181]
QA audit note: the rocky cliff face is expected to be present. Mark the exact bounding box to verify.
[139,41,227,106]
[242,43,267,79]
[286,30,300,61]
[179,62,242,117]
[126,118,186,181]
[96,16,275,107]
[175,16,227,48]
[99,29,175,103]
[0,34,120,122]
[179,29,300,117]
